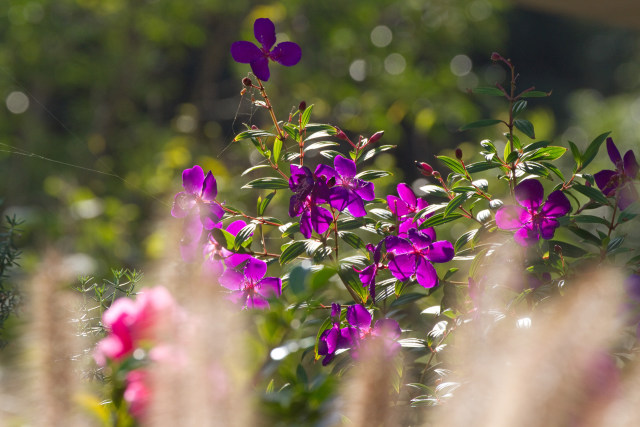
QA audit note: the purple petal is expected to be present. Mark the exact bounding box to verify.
[415,258,438,288]
[420,227,436,242]
[225,253,251,269]
[397,183,417,207]
[334,155,357,179]
[407,228,432,250]
[311,206,334,235]
[427,240,455,263]
[230,41,262,63]
[226,220,248,236]
[202,258,224,278]
[328,187,351,212]
[624,150,639,178]
[515,179,544,210]
[495,205,527,230]
[254,18,276,51]
[617,182,639,211]
[244,257,267,281]
[246,294,269,309]
[539,218,559,240]
[182,165,205,194]
[257,277,282,298]
[346,194,367,217]
[179,239,200,263]
[373,319,401,340]
[355,264,377,288]
[346,304,372,329]
[514,226,538,246]
[219,269,243,291]
[270,42,301,66]
[354,180,375,201]
[201,203,224,230]
[299,210,313,238]
[331,303,341,318]
[594,169,618,195]
[289,194,304,217]
[541,191,571,218]
[385,236,413,255]
[388,253,416,281]
[171,192,196,218]
[314,164,337,181]
[201,171,217,202]
[319,327,339,355]
[387,195,408,216]
[606,137,622,167]
[250,56,270,81]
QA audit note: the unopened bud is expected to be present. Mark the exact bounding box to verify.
[242,77,253,87]
[455,148,463,160]
[369,130,384,145]
[299,101,306,112]
[416,161,434,176]
[491,52,502,62]
[336,128,348,141]
[554,244,562,254]
[251,125,258,130]
[433,170,441,179]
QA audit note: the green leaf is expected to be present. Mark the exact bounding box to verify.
[242,177,289,190]
[505,150,519,164]
[471,87,505,96]
[444,193,469,218]
[279,241,307,265]
[390,293,425,308]
[568,141,582,167]
[523,140,550,153]
[567,225,601,246]
[420,212,464,228]
[355,170,391,181]
[512,100,527,117]
[234,129,276,142]
[459,119,503,131]
[519,90,551,98]
[509,133,522,150]
[234,223,257,249]
[241,164,271,176]
[210,228,235,251]
[304,141,339,152]
[465,162,501,173]
[282,123,299,141]
[360,145,396,163]
[370,208,393,220]
[288,265,309,296]
[319,149,343,160]
[339,231,367,251]
[581,131,611,170]
[548,240,588,257]
[304,124,337,134]
[572,183,610,205]
[514,119,535,139]
[480,139,497,153]
[437,155,466,175]
[338,266,368,303]
[419,185,449,198]
[526,146,566,162]
[300,104,313,129]
[541,162,565,181]
[571,214,609,226]
[469,248,489,280]
[279,222,299,238]
[272,137,283,165]
[454,229,478,253]
[257,191,276,216]
[519,161,550,177]
[337,217,368,231]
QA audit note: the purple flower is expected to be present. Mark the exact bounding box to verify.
[172,165,225,262]
[202,220,252,277]
[354,242,384,302]
[386,229,454,289]
[219,257,282,309]
[387,183,435,239]
[288,165,334,238]
[230,18,301,82]
[495,179,571,247]
[317,303,357,366]
[346,305,401,357]
[594,137,639,210]
[316,155,375,217]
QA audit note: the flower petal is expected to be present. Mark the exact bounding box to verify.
[314,164,337,181]
[355,180,375,201]
[201,171,217,202]
[617,182,639,211]
[407,228,432,250]
[594,169,618,195]
[427,240,455,263]
[387,195,408,216]
[244,257,267,281]
[171,192,196,218]
[606,137,622,167]
[373,318,401,340]
[334,155,357,179]
[230,41,262,63]
[415,258,438,288]
[201,203,224,230]
[385,236,413,255]
[246,294,269,309]
[328,186,351,212]
[515,179,544,210]
[624,150,639,178]
[182,165,205,194]
[539,218,559,240]
[318,326,339,355]
[397,183,417,208]
[495,205,527,230]
[257,277,282,298]
[355,264,377,288]
[541,190,571,218]
[514,226,538,246]
[388,253,416,281]
[311,206,334,235]
[226,220,248,236]
[346,193,367,217]
[250,56,270,81]
[346,304,372,329]
[299,209,313,238]
[254,18,276,51]
[270,42,302,66]
[219,269,243,291]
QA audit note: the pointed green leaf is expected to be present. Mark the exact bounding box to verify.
[234,223,257,249]
[459,119,503,131]
[242,177,289,190]
[420,212,464,228]
[572,183,610,205]
[360,145,396,163]
[512,100,527,117]
[437,155,466,175]
[581,131,611,170]
[338,231,367,251]
[355,170,391,181]
[471,87,505,96]
[514,119,535,139]
[454,229,478,253]
[234,129,276,142]
[279,241,307,265]
[304,141,339,152]
[257,191,276,216]
[241,164,271,176]
[526,146,566,162]
[518,90,551,98]
[444,193,469,218]
[300,104,313,129]
[541,162,565,181]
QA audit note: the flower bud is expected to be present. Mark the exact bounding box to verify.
[251,125,258,130]
[455,148,463,160]
[416,161,434,176]
[242,77,253,87]
[491,52,502,62]
[299,101,306,112]
[368,130,384,145]
[433,170,441,179]
[554,244,562,254]
[336,128,348,141]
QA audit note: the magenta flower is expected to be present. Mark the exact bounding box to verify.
[594,137,639,210]
[288,164,334,238]
[387,183,435,239]
[354,241,384,302]
[124,370,150,420]
[171,165,225,262]
[202,220,252,277]
[386,229,454,289]
[345,304,401,357]
[230,18,301,82]
[219,257,282,309]
[316,155,375,217]
[495,179,571,247]
[317,303,357,366]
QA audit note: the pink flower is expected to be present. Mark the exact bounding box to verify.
[124,370,150,420]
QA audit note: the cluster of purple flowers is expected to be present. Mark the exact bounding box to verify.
[317,303,401,365]
[171,165,281,309]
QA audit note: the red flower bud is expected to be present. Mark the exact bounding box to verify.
[299,101,306,112]
[416,161,434,176]
[554,244,562,254]
[491,52,502,62]
[455,148,463,160]
[242,77,253,87]
[368,131,384,145]
[336,128,348,141]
